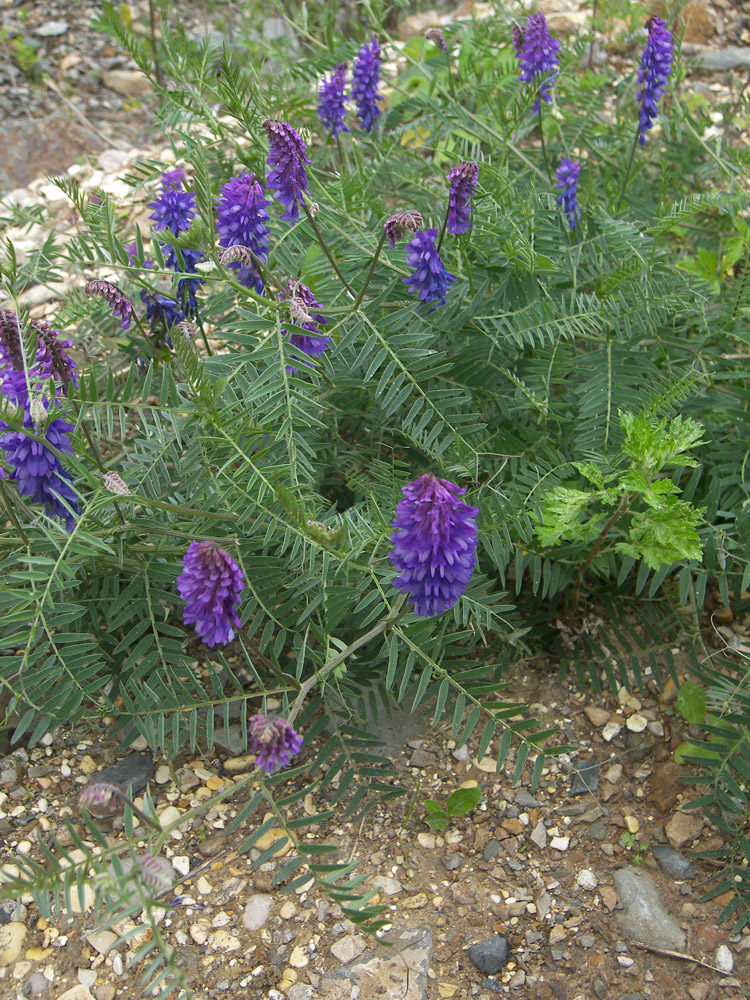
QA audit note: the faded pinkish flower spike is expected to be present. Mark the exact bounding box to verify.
[85,279,133,330]
[218,245,255,267]
[425,28,448,54]
[79,782,126,818]
[136,855,174,893]
[103,470,130,495]
[288,294,314,326]
[384,210,423,250]
[177,320,197,339]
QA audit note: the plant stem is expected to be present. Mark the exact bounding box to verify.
[616,128,640,212]
[353,230,387,309]
[570,495,630,612]
[147,0,162,86]
[436,204,450,254]
[75,409,126,526]
[302,202,355,297]
[538,102,552,183]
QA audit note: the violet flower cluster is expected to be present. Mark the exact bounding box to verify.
[636,16,674,146]
[247,714,303,772]
[280,281,330,371]
[556,158,582,230]
[446,161,479,235]
[176,541,245,647]
[403,228,456,309]
[318,62,349,138]
[389,474,479,617]
[216,173,271,294]
[0,310,79,531]
[351,38,383,134]
[514,12,561,112]
[264,119,310,224]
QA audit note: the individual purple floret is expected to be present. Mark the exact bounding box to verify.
[216,173,271,293]
[403,228,456,309]
[318,62,349,138]
[148,171,197,236]
[556,158,582,230]
[176,540,245,647]
[425,28,448,54]
[515,12,561,112]
[384,210,423,250]
[389,474,479,617]
[636,15,673,146]
[446,161,479,235]
[85,279,133,330]
[0,402,79,531]
[280,280,330,371]
[351,38,384,134]
[263,119,310,224]
[247,714,303,772]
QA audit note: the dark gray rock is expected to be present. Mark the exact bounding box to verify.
[612,867,686,951]
[652,845,695,880]
[0,899,25,924]
[586,817,607,842]
[625,732,652,763]
[483,839,502,861]
[442,853,462,871]
[467,934,509,975]
[571,759,599,796]
[514,789,539,808]
[481,978,504,994]
[96,752,153,795]
[593,980,607,999]
[690,45,750,72]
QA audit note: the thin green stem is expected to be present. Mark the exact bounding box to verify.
[538,103,552,184]
[302,202,355,297]
[616,128,641,212]
[353,230,387,309]
[436,204,450,254]
[570,495,631,612]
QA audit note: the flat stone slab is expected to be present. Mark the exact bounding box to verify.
[320,926,432,1000]
[613,867,686,952]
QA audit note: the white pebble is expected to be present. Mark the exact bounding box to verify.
[575,869,598,891]
[171,856,190,877]
[602,721,622,742]
[617,955,634,967]
[626,713,648,733]
[715,945,734,973]
[550,836,570,852]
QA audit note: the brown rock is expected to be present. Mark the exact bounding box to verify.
[659,677,679,707]
[102,69,152,99]
[584,706,610,727]
[600,886,617,912]
[599,781,619,802]
[694,920,728,954]
[651,969,679,993]
[646,762,685,814]
[713,604,733,624]
[665,809,704,849]
[688,985,709,1000]
[679,1,716,44]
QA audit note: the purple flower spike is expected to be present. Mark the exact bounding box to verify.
[0,405,79,531]
[556,158,582,230]
[32,319,78,392]
[263,119,310,224]
[384,210,423,250]
[402,228,456,309]
[162,166,188,190]
[446,161,479,235]
[176,541,245,647]
[85,279,133,330]
[216,173,271,293]
[351,38,384,134]
[79,782,126,818]
[136,855,174,893]
[247,714,303,772]
[389,474,479,617]
[280,281,330,372]
[148,176,197,237]
[515,12,561,112]
[637,16,673,146]
[318,62,349,138]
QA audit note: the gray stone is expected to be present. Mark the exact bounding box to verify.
[36,21,69,37]
[481,978,504,994]
[692,46,750,72]
[320,926,432,1000]
[586,817,607,842]
[483,839,502,861]
[593,980,607,999]
[467,934,509,975]
[530,819,547,849]
[652,845,695,880]
[330,933,366,964]
[442,853,462,871]
[0,899,25,924]
[612,867,686,952]
[26,972,51,995]
[288,988,314,1000]
[571,759,599,795]
[242,894,272,931]
[514,790,539,808]
[96,752,153,795]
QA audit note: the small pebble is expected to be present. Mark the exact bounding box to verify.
[715,945,734,973]
[549,836,570,852]
[171,856,190,877]
[575,869,598,891]
[417,832,436,849]
[155,765,171,784]
[617,955,635,967]
[602,721,622,742]
[443,853,462,871]
[626,714,648,733]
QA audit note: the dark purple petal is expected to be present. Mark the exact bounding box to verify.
[402,228,456,309]
[318,62,349,138]
[148,171,197,236]
[446,161,479,236]
[389,474,479,617]
[216,173,271,293]
[176,541,245,647]
[637,16,673,146]
[515,12,561,112]
[247,715,303,772]
[351,38,384,134]
[263,119,310,224]
[556,157,582,230]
